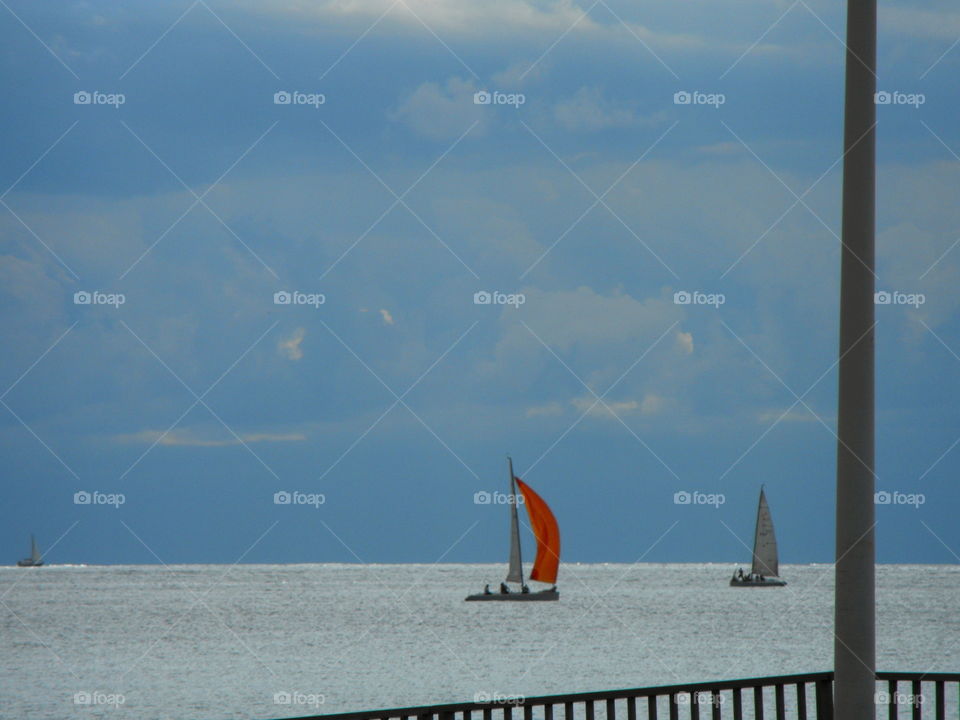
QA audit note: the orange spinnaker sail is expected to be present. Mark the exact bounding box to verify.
[514,477,560,584]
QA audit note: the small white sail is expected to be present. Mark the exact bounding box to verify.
[751,488,779,577]
[505,471,524,584]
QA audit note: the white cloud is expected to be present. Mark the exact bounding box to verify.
[554,87,658,132]
[379,308,395,325]
[570,393,663,418]
[116,430,307,446]
[525,401,563,417]
[279,327,306,360]
[676,331,694,355]
[391,77,484,140]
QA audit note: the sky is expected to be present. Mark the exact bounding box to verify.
[1,0,959,567]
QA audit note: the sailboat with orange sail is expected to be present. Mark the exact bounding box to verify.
[465,457,560,601]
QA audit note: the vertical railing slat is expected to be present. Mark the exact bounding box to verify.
[815,677,834,720]
[796,682,808,720]
[524,704,533,720]
[607,698,616,720]
[691,690,701,720]
[754,686,764,720]
[913,680,922,720]
[586,700,594,720]
[484,706,493,720]
[647,695,657,720]
[733,687,743,720]
[935,680,944,720]
[669,694,678,720]
[775,684,785,720]
[627,696,637,720]
[889,679,897,720]
[545,704,554,720]
[564,701,573,720]
[711,690,722,720]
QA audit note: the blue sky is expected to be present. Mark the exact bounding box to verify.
[1,0,959,567]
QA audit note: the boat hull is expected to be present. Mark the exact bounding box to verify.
[729,577,786,587]
[16,560,43,567]
[465,590,559,601]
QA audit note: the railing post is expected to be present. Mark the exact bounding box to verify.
[796,682,808,720]
[912,680,922,720]
[935,680,944,720]
[816,677,834,720]
[754,686,764,720]
[888,679,897,720]
[733,687,743,720]
[646,695,657,720]
[711,691,722,720]
[775,684,785,720]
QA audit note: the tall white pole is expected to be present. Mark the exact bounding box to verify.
[834,0,877,717]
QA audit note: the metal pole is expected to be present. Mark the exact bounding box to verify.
[834,0,877,717]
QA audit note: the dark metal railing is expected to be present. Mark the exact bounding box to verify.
[283,672,960,720]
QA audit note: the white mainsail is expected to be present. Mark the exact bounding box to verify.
[505,461,524,584]
[751,488,779,577]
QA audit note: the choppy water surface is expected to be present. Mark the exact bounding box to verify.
[1,563,957,719]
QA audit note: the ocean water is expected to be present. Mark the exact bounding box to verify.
[0,563,957,720]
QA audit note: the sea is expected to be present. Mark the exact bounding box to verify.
[1,563,957,720]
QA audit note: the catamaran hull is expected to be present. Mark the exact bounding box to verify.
[16,561,43,567]
[729,578,786,587]
[465,590,559,601]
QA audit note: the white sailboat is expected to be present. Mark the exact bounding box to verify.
[730,487,786,587]
[465,458,560,601]
[16,535,43,567]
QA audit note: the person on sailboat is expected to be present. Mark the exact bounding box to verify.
[483,584,491,595]
[521,584,530,594]
[737,568,744,581]
[500,582,510,594]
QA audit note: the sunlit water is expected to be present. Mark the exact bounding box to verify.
[1,563,957,719]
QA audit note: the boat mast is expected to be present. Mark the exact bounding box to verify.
[507,456,524,586]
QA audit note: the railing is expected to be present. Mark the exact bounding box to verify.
[284,672,960,720]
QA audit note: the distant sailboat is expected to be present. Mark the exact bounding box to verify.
[16,535,43,567]
[730,487,786,587]
[465,458,560,601]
